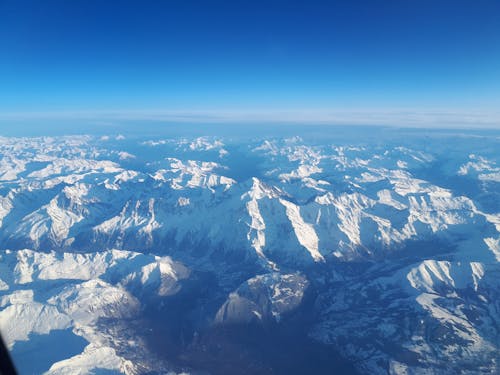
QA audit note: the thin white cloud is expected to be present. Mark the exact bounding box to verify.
[0,108,499,128]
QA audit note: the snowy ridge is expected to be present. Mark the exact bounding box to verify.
[0,248,190,374]
[279,198,324,262]
[1,135,497,265]
[152,158,235,191]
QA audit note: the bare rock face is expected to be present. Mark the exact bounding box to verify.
[215,273,309,324]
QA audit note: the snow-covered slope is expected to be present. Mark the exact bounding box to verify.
[0,248,189,374]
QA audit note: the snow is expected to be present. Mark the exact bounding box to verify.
[46,344,135,375]
[0,156,26,181]
[187,136,224,151]
[406,259,492,295]
[28,158,122,179]
[0,247,190,374]
[93,198,160,244]
[279,198,324,262]
[49,278,140,325]
[215,273,309,324]
[153,158,236,191]
[0,296,71,347]
[377,189,407,210]
[118,151,135,160]
[246,198,266,258]
[0,193,14,227]
[0,133,499,375]
[484,237,500,261]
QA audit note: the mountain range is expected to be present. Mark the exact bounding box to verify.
[0,129,498,374]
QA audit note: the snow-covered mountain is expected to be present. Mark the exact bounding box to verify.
[0,130,499,374]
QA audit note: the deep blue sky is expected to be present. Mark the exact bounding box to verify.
[0,0,499,127]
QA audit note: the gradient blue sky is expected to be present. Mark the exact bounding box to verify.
[1,0,499,127]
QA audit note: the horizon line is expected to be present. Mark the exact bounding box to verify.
[1,108,499,129]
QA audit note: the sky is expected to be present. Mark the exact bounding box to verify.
[0,0,499,128]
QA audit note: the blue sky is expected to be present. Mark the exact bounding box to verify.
[0,0,499,127]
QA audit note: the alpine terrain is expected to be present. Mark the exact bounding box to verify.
[0,127,499,375]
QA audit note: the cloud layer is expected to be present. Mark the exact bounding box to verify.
[0,108,499,129]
